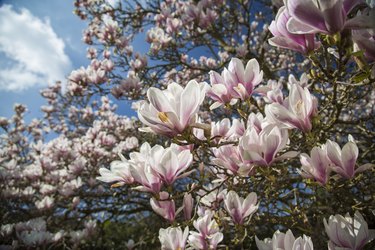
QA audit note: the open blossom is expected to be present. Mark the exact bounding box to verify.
[128,143,162,193]
[207,58,263,109]
[148,144,193,185]
[240,124,298,167]
[256,229,314,250]
[265,84,317,132]
[210,118,245,142]
[159,226,189,250]
[138,80,208,137]
[299,145,331,185]
[224,191,258,224]
[212,145,244,175]
[124,142,193,193]
[256,79,284,104]
[326,135,373,179]
[150,192,176,223]
[188,210,223,250]
[269,6,320,53]
[324,211,375,250]
[285,0,365,35]
[97,154,134,187]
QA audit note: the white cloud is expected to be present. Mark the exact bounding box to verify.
[0,5,72,92]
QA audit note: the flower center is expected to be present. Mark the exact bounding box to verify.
[158,112,169,123]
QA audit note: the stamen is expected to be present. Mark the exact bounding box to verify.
[158,112,169,123]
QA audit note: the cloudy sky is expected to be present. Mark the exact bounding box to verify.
[0,0,134,121]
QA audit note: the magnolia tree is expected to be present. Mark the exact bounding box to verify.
[1,0,375,249]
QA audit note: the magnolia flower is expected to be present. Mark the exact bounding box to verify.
[269,6,320,53]
[97,154,134,187]
[197,184,227,208]
[210,118,245,142]
[256,79,284,104]
[285,0,365,35]
[159,226,189,250]
[326,135,373,179]
[35,196,54,210]
[123,142,158,193]
[255,229,314,250]
[299,146,331,185]
[324,211,375,250]
[150,192,176,222]
[240,124,298,167]
[288,73,310,89]
[212,145,243,175]
[148,145,193,185]
[224,191,258,224]
[138,80,208,137]
[129,160,162,194]
[188,210,223,250]
[265,84,317,132]
[207,58,263,109]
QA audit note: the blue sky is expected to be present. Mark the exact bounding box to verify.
[0,0,136,122]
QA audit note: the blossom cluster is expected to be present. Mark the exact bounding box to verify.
[1,0,374,248]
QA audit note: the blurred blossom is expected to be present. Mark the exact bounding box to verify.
[269,6,320,53]
[352,28,375,61]
[256,229,314,250]
[159,226,189,250]
[183,193,194,221]
[285,0,366,34]
[324,211,375,250]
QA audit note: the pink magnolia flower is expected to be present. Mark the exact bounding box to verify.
[150,192,176,223]
[210,118,245,143]
[224,191,258,225]
[150,145,193,185]
[212,145,244,175]
[207,58,263,109]
[265,84,317,132]
[288,73,310,89]
[324,211,375,250]
[188,210,223,250]
[128,143,162,193]
[256,79,284,104]
[326,135,372,179]
[286,0,365,35]
[256,229,314,250]
[138,80,208,137]
[159,226,189,250]
[269,6,320,53]
[239,124,298,167]
[299,146,331,185]
[97,154,134,187]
